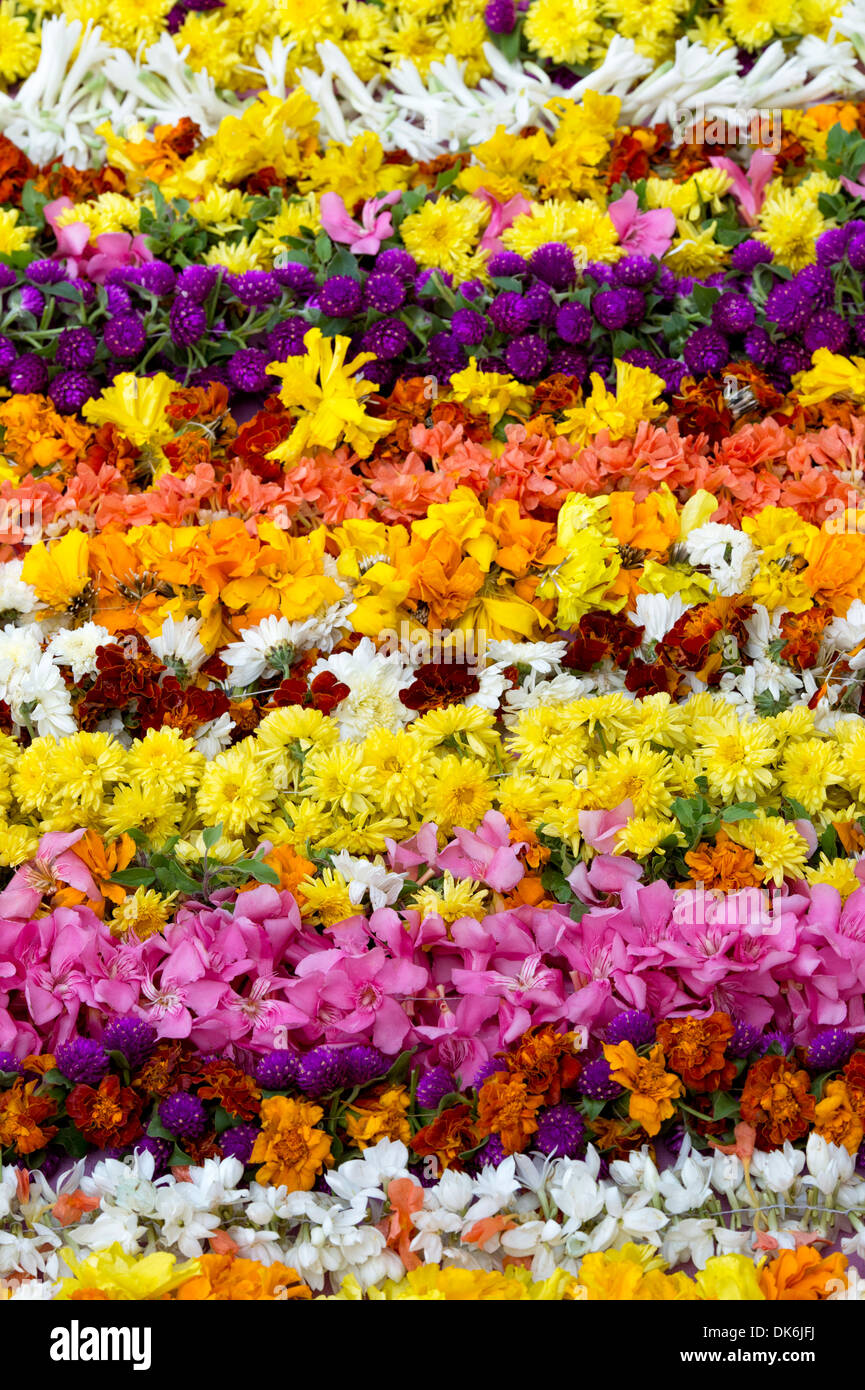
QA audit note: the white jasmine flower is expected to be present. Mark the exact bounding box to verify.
[148,615,206,676]
[684,523,756,595]
[329,850,404,909]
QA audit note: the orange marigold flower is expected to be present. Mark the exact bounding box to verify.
[814,1079,864,1154]
[505,1025,581,1103]
[66,1075,144,1148]
[842,1049,865,1120]
[173,1253,311,1301]
[602,1042,684,1138]
[344,1085,411,1150]
[740,1056,816,1150]
[476,1072,543,1154]
[250,1096,332,1192]
[196,1061,261,1122]
[656,1012,736,1093]
[411,1103,479,1171]
[758,1247,847,1301]
[0,1080,57,1154]
[683,829,764,892]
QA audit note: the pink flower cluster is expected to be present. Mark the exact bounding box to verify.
[2,820,865,1073]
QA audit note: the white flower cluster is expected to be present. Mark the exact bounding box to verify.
[3,1133,864,1297]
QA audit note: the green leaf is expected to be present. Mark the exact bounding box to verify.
[711,1092,740,1121]
[111,866,157,887]
[233,858,280,886]
[202,824,223,850]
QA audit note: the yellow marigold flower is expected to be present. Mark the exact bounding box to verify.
[251,1095,333,1191]
[577,1245,698,1300]
[423,753,496,832]
[110,887,176,941]
[0,2,39,83]
[411,871,489,924]
[21,531,91,616]
[602,1041,684,1136]
[556,361,666,446]
[344,1085,411,1148]
[266,328,393,463]
[331,1265,580,1299]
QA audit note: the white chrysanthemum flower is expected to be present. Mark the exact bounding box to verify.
[222,613,336,689]
[195,712,235,759]
[46,621,111,682]
[684,522,757,595]
[310,636,412,741]
[148,615,206,676]
[630,591,689,647]
[0,559,40,617]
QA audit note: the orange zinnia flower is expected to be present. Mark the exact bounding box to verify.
[602,1042,684,1137]
[173,1254,311,1301]
[683,829,764,892]
[476,1072,543,1154]
[250,1096,332,1192]
[740,1056,816,1150]
[656,1013,736,1093]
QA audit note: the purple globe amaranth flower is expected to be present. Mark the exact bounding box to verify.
[55,1037,110,1086]
[489,290,531,334]
[549,348,588,379]
[0,335,16,374]
[577,1056,623,1101]
[803,309,850,354]
[683,326,729,375]
[816,225,852,265]
[9,354,47,393]
[0,1051,21,1074]
[159,1091,207,1139]
[529,242,577,289]
[806,1028,855,1072]
[592,288,630,330]
[451,307,486,344]
[272,261,316,296]
[255,1050,299,1090]
[794,263,833,309]
[504,333,548,380]
[177,265,219,302]
[657,358,688,392]
[614,255,657,288]
[102,1018,158,1069]
[743,326,775,366]
[428,331,466,375]
[342,1045,387,1086]
[765,281,812,333]
[169,296,207,346]
[134,1136,172,1176]
[458,278,485,301]
[104,285,132,315]
[415,1065,455,1109]
[712,291,755,334]
[104,313,146,360]
[49,371,96,413]
[618,287,646,324]
[138,261,176,296]
[230,270,279,308]
[361,317,410,359]
[582,261,615,286]
[534,1104,586,1158]
[654,266,677,300]
[267,318,308,359]
[620,348,659,371]
[485,0,516,32]
[477,354,506,373]
[359,360,394,390]
[318,275,363,317]
[470,1058,507,1090]
[522,282,556,325]
[296,1046,346,1097]
[363,271,405,313]
[26,258,67,285]
[731,240,774,272]
[476,1135,507,1167]
[555,302,592,344]
[375,248,418,282]
[0,264,16,290]
[775,341,810,375]
[220,1123,259,1165]
[487,250,527,278]
[854,315,865,349]
[228,347,273,393]
[727,1020,765,1059]
[848,236,865,272]
[19,286,45,316]
[605,1010,656,1047]
[764,1029,794,1055]
[56,326,97,369]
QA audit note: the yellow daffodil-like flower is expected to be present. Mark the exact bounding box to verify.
[448,359,534,426]
[694,1254,766,1300]
[266,328,393,463]
[577,1244,698,1300]
[794,348,865,406]
[538,528,623,628]
[0,205,35,255]
[556,361,666,448]
[56,1245,199,1301]
[82,372,178,450]
[325,1266,581,1300]
[21,531,90,615]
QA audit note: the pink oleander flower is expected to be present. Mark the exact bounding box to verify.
[0,830,99,919]
[44,197,153,283]
[474,189,533,254]
[436,811,525,892]
[291,947,429,1052]
[578,800,635,854]
[318,191,401,255]
[708,149,775,225]
[608,191,675,259]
